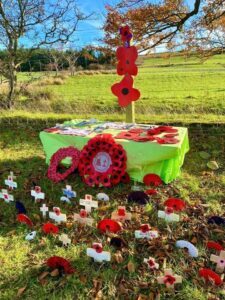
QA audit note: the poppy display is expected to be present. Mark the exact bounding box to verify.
[42,222,59,235]
[17,214,33,227]
[111,75,140,107]
[97,219,122,233]
[46,256,75,274]
[47,146,80,183]
[78,134,127,187]
[116,46,138,76]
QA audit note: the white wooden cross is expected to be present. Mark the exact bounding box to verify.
[210,250,225,273]
[74,209,94,226]
[59,234,71,246]
[79,194,98,213]
[0,189,14,203]
[144,257,159,270]
[157,269,182,289]
[31,186,45,202]
[111,206,132,222]
[158,207,180,222]
[135,224,158,240]
[5,172,17,190]
[63,185,76,199]
[87,243,111,262]
[49,207,67,224]
[40,204,49,218]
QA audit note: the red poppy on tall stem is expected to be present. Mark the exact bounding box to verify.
[111,74,140,107]
[116,46,138,76]
[119,25,132,43]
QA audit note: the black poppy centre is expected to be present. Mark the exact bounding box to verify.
[122,88,129,95]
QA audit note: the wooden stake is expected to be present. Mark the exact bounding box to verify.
[126,102,135,123]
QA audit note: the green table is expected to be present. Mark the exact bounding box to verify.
[40,121,189,184]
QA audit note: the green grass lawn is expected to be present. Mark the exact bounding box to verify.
[7,53,223,124]
[0,117,224,299]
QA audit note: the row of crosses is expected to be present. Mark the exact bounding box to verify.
[0,172,17,203]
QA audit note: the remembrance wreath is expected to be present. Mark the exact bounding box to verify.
[78,134,127,187]
[47,146,80,183]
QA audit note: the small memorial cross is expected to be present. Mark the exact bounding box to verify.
[79,194,98,213]
[87,243,111,263]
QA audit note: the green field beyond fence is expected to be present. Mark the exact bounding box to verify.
[1,53,225,124]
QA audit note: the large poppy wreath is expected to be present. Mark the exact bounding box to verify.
[47,146,80,183]
[78,134,127,187]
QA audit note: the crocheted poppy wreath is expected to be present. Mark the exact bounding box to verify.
[47,146,80,183]
[78,134,127,187]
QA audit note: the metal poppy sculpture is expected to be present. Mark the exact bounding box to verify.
[111,25,140,108]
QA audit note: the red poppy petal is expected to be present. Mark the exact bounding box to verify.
[42,223,59,234]
[97,219,122,233]
[46,256,75,274]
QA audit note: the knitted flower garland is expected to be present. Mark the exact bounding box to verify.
[47,146,80,183]
[78,134,127,187]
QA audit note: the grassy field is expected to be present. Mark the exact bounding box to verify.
[1,52,224,124]
[0,117,224,299]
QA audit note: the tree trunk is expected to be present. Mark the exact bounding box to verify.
[7,63,17,109]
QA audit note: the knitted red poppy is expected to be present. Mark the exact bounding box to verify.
[199,268,222,286]
[42,223,59,235]
[164,198,186,212]
[46,256,75,274]
[143,174,162,187]
[206,241,224,251]
[97,219,122,233]
[78,134,127,187]
[17,214,33,227]
[111,74,140,107]
[116,46,138,76]
[119,25,132,43]
[47,146,80,183]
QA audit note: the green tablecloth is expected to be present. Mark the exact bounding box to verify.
[40,123,189,184]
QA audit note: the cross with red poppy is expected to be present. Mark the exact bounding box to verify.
[157,269,182,289]
[111,206,132,222]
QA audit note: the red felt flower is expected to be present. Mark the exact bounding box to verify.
[111,75,140,107]
[199,268,222,286]
[156,137,179,144]
[118,208,126,216]
[119,25,132,43]
[140,224,151,233]
[46,256,75,274]
[145,189,158,195]
[164,275,176,285]
[116,46,138,76]
[115,131,139,140]
[97,219,122,233]
[164,198,186,212]
[47,146,80,183]
[80,209,87,218]
[17,214,33,227]
[92,243,103,253]
[206,241,224,251]
[78,134,127,187]
[42,222,59,235]
[143,174,162,187]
